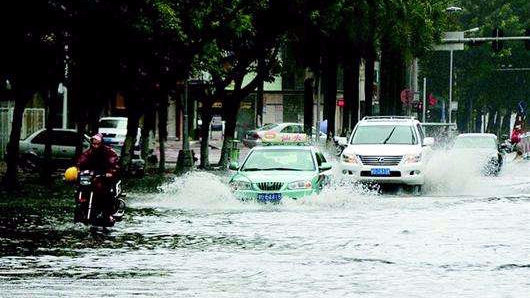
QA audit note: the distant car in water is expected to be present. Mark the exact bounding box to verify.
[98,117,141,147]
[243,123,326,148]
[450,133,503,176]
[228,145,332,202]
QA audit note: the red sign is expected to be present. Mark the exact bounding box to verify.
[428,93,438,106]
[337,98,345,107]
[400,89,413,104]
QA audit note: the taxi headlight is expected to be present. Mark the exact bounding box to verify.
[403,153,421,164]
[341,153,359,164]
[287,180,312,190]
[229,180,252,191]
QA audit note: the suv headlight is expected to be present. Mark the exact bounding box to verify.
[341,153,359,164]
[229,180,252,191]
[287,180,312,190]
[403,153,421,164]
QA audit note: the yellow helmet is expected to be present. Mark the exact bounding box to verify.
[64,167,79,182]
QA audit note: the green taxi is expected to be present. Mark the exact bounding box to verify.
[228,145,332,202]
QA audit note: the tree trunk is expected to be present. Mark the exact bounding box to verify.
[140,98,155,163]
[41,89,55,185]
[475,109,483,133]
[342,47,353,134]
[323,43,337,138]
[501,111,511,137]
[364,54,375,117]
[256,77,264,128]
[380,38,405,116]
[2,89,31,190]
[218,79,243,168]
[199,99,213,169]
[351,52,361,130]
[157,93,168,173]
[303,72,314,135]
[486,107,496,133]
[121,95,142,174]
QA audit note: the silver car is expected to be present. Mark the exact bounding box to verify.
[18,128,89,168]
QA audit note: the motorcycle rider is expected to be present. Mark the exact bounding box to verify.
[76,133,120,223]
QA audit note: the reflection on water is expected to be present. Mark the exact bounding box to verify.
[1,155,530,297]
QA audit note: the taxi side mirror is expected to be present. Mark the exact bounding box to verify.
[319,162,332,171]
[229,161,239,171]
[423,137,435,146]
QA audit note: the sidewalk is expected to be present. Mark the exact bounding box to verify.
[154,138,249,165]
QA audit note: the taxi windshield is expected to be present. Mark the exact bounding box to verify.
[241,149,315,171]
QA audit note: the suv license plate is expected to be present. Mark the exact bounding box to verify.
[371,168,390,176]
[257,193,282,202]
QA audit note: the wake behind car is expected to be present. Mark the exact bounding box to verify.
[450,133,503,175]
[228,145,332,202]
[339,116,434,192]
[243,123,326,148]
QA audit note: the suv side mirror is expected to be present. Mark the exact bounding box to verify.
[337,137,348,146]
[229,161,239,171]
[319,162,332,171]
[423,137,435,146]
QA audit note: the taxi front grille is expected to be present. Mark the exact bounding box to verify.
[358,155,403,166]
[257,182,283,191]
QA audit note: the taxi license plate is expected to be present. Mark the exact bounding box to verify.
[257,193,282,202]
[371,168,390,176]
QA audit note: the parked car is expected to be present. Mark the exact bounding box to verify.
[243,123,327,148]
[339,116,434,193]
[18,128,90,169]
[228,145,332,202]
[18,128,145,176]
[450,133,503,176]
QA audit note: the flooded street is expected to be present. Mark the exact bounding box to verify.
[1,155,530,297]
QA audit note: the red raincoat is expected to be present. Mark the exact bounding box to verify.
[77,145,120,176]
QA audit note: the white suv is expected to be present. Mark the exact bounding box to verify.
[339,116,434,190]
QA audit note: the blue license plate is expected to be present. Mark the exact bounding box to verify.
[371,168,390,176]
[257,193,282,202]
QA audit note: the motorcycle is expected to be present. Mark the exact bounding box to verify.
[74,170,126,227]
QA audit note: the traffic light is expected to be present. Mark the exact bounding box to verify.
[492,28,504,52]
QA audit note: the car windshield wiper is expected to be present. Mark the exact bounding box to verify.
[382,127,397,144]
[242,167,264,171]
[262,167,306,171]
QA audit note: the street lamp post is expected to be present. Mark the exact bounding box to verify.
[448,49,453,123]
[176,78,194,173]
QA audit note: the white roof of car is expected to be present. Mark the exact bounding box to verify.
[358,116,419,126]
[100,117,127,121]
[457,133,497,139]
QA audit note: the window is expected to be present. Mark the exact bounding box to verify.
[53,131,78,146]
[31,131,48,144]
[351,125,417,145]
[416,124,425,143]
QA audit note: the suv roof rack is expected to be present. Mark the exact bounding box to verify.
[362,116,416,121]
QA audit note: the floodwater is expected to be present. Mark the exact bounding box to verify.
[1,151,530,297]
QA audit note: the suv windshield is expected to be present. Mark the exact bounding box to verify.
[453,137,496,149]
[99,119,127,129]
[241,149,315,171]
[351,125,417,145]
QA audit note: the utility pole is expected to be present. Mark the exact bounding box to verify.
[422,78,427,123]
[449,49,453,124]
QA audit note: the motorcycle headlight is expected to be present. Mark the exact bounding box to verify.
[403,153,421,164]
[229,180,252,191]
[287,180,312,190]
[341,153,359,164]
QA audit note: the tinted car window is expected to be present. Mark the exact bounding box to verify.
[31,131,48,144]
[53,131,78,146]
